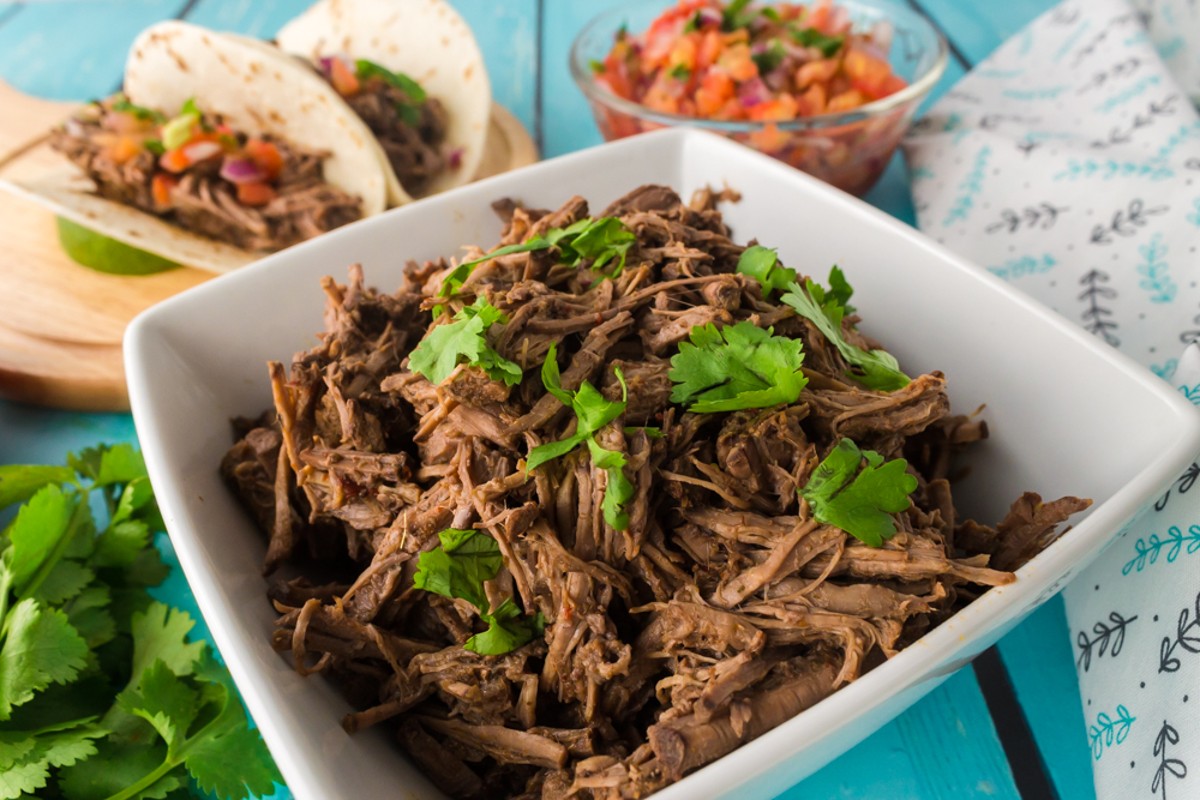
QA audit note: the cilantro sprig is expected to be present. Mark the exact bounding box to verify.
[109,94,164,124]
[413,529,544,655]
[526,343,635,530]
[439,217,636,299]
[736,245,797,299]
[408,295,523,386]
[355,58,426,125]
[780,268,909,391]
[800,437,918,547]
[669,321,808,413]
[0,445,280,799]
[791,26,845,58]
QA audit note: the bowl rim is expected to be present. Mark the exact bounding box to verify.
[569,0,950,132]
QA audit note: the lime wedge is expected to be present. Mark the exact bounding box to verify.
[56,217,181,275]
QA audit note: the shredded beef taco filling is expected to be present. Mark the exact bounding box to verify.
[319,56,454,196]
[51,95,362,252]
[222,184,1089,799]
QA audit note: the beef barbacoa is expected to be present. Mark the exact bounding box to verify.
[52,98,362,252]
[223,184,1090,798]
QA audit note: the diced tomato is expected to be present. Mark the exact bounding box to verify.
[330,57,360,97]
[877,73,908,98]
[747,94,799,121]
[236,181,276,207]
[106,136,143,165]
[826,89,866,112]
[245,139,284,180]
[159,147,191,174]
[795,58,839,90]
[718,43,758,81]
[800,83,828,115]
[806,0,833,33]
[696,30,722,71]
[667,35,697,73]
[843,47,892,98]
[151,173,177,210]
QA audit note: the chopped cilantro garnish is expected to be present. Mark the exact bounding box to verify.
[355,59,426,125]
[780,269,908,391]
[760,7,783,22]
[413,529,544,655]
[669,63,692,80]
[589,58,606,74]
[751,40,787,75]
[143,139,165,155]
[736,244,797,299]
[408,295,522,386]
[791,26,845,58]
[722,0,754,30]
[526,343,633,530]
[111,95,165,123]
[800,437,917,546]
[439,217,636,298]
[161,99,202,151]
[669,321,808,413]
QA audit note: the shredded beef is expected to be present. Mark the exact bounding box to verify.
[341,78,451,196]
[51,107,361,251]
[222,184,1089,798]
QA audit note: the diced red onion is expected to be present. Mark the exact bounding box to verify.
[696,7,722,27]
[737,77,770,106]
[219,156,266,184]
[182,140,222,163]
[447,147,464,169]
[64,119,86,137]
[856,41,889,63]
[318,56,335,76]
[829,6,851,33]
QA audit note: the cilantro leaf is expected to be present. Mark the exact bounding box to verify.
[669,321,808,413]
[0,465,74,508]
[586,438,635,531]
[0,756,48,798]
[129,602,205,680]
[96,444,148,487]
[119,659,199,751]
[722,0,753,30]
[800,438,918,547]
[781,273,909,391]
[5,484,74,589]
[355,59,426,102]
[0,599,89,721]
[413,529,541,655]
[791,26,845,57]
[439,217,636,298]
[409,295,522,386]
[111,95,165,123]
[413,529,502,611]
[736,245,797,299]
[465,599,545,656]
[30,560,93,606]
[751,39,787,74]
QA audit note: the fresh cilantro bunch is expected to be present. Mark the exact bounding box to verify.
[439,216,636,299]
[409,295,523,386]
[526,343,635,531]
[0,444,280,800]
[413,529,544,655]
[800,438,918,547]
[669,321,808,413]
[780,269,909,392]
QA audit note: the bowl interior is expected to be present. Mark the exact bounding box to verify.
[127,128,1200,800]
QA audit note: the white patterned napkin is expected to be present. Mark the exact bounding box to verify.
[902,2,1200,798]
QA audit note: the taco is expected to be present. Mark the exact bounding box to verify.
[275,0,492,200]
[6,21,391,273]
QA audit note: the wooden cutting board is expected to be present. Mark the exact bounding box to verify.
[0,81,538,412]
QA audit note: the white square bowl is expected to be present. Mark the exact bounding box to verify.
[126,128,1200,800]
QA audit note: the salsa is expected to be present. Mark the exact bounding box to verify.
[593,0,907,122]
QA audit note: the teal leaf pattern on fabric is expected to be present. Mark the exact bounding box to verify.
[941,145,991,226]
[1187,199,1200,228]
[1094,74,1162,112]
[1179,383,1200,405]
[1121,525,1200,574]
[1053,159,1174,181]
[1136,233,1176,303]
[987,253,1057,281]
[1002,85,1070,100]
[1052,20,1091,62]
[1151,359,1179,381]
[1088,704,1136,760]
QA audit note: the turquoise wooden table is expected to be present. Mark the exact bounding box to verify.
[0,1,1094,798]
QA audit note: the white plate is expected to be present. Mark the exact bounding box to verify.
[125,128,1200,800]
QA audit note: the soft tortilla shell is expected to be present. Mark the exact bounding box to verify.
[3,171,253,274]
[276,0,491,200]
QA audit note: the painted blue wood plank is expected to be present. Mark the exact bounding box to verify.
[914,0,1051,66]
[180,0,305,38]
[784,668,1021,800]
[453,0,539,142]
[0,0,181,100]
[996,597,1097,800]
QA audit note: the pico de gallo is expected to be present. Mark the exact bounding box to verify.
[51,95,361,251]
[592,0,908,121]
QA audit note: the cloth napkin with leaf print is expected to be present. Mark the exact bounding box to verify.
[902,2,1200,799]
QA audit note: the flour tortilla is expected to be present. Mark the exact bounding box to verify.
[5,20,392,274]
[276,0,492,199]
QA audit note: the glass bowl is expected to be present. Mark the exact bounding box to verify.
[570,0,948,196]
